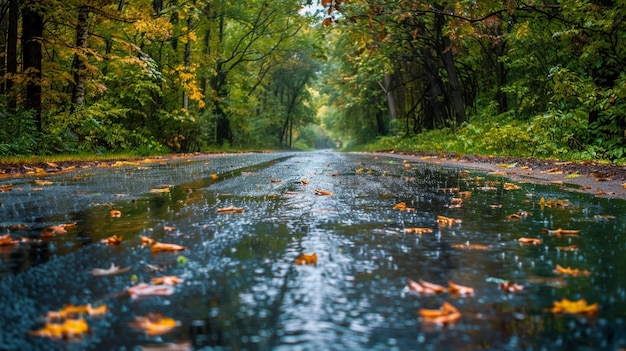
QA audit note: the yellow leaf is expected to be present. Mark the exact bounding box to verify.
[551,298,598,315]
[129,313,179,336]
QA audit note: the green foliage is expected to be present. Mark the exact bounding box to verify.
[0,105,38,156]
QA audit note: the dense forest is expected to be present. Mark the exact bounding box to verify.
[0,0,625,162]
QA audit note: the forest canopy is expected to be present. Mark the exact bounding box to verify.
[0,0,625,162]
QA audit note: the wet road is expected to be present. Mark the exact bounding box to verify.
[0,151,625,350]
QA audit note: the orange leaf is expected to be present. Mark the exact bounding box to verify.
[418,301,461,325]
[553,264,591,276]
[47,303,108,320]
[30,318,89,340]
[151,276,184,285]
[403,227,433,235]
[101,234,123,245]
[141,236,155,245]
[406,278,445,294]
[556,244,578,252]
[127,283,175,299]
[547,228,580,236]
[499,281,525,293]
[217,205,244,213]
[294,252,317,265]
[551,298,598,315]
[301,179,310,185]
[129,312,179,336]
[314,189,333,196]
[447,281,474,295]
[110,209,122,218]
[0,184,13,192]
[437,215,461,226]
[151,241,186,252]
[518,237,542,245]
[0,233,19,246]
[452,242,490,250]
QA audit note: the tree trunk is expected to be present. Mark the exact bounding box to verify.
[182,16,192,110]
[435,7,466,127]
[71,5,91,106]
[5,0,18,109]
[22,0,44,131]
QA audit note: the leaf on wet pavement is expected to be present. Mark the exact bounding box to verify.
[46,303,108,320]
[89,263,131,276]
[110,209,122,218]
[140,341,192,351]
[314,189,334,196]
[151,276,184,285]
[403,227,433,235]
[151,241,186,252]
[407,278,445,294]
[447,281,474,296]
[217,205,244,213]
[129,312,180,336]
[41,222,77,237]
[556,244,578,252]
[546,228,580,236]
[393,202,414,211]
[553,264,591,276]
[437,215,461,226]
[0,184,13,192]
[127,283,176,299]
[550,298,598,315]
[518,237,542,245]
[0,233,19,246]
[141,236,155,245]
[503,183,521,190]
[30,317,90,340]
[294,252,317,265]
[452,242,490,250]
[506,211,531,219]
[418,301,461,325]
[498,281,525,293]
[101,234,123,245]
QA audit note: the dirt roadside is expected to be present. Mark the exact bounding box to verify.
[376,151,626,199]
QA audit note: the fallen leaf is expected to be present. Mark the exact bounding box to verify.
[406,278,445,294]
[503,183,521,190]
[89,263,131,276]
[403,227,433,235]
[0,184,13,192]
[127,283,176,299]
[314,189,334,196]
[151,242,186,252]
[594,215,615,220]
[34,179,53,186]
[41,222,77,237]
[140,341,192,351]
[110,209,122,218]
[499,281,525,293]
[150,187,171,193]
[447,281,474,295]
[437,215,462,226]
[129,312,180,336]
[452,242,490,250]
[418,301,461,325]
[393,202,414,211]
[30,317,89,340]
[518,237,542,245]
[101,235,123,245]
[163,226,177,231]
[47,304,108,320]
[141,236,155,245]
[0,233,19,246]
[551,298,598,315]
[301,179,310,185]
[553,264,591,276]
[547,228,580,236]
[556,244,578,252]
[151,276,184,286]
[217,206,244,213]
[270,179,282,183]
[295,252,317,265]
[210,174,219,180]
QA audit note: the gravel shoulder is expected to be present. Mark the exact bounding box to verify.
[375,151,626,199]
